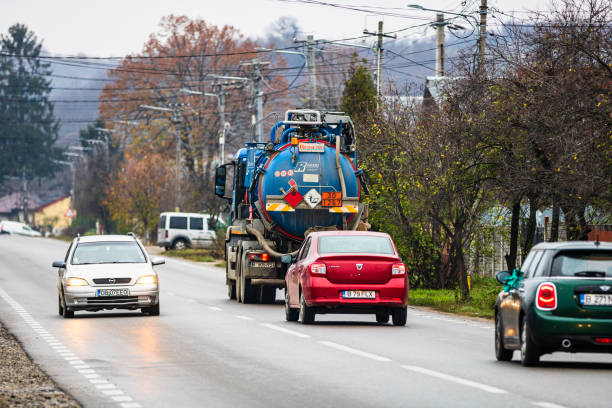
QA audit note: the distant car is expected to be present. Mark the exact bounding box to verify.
[495,241,612,366]
[53,234,164,318]
[284,231,408,325]
[0,220,42,237]
[156,212,220,250]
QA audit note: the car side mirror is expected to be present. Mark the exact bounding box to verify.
[496,270,511,284]
[152,257,165,266]
[281,254,293,264]
[52,261,66,269]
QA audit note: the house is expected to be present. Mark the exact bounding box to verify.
[0,192,73,234]
[32,196,73,233]
[0,192,43,223]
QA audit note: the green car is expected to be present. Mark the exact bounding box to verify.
[495,241,612,366]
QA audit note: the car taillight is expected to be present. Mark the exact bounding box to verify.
[595,338,612,344]
[536,282,557,310]
[309,262,326,276]
[164,230,168,238]
[391,263,406,277]
[250,253,270,262]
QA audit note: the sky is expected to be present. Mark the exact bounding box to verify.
[1,0,554,57]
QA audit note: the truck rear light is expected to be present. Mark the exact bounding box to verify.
[250,253,270,262]
[595,338,612,344]
[165,230,168,239]
[391,263,406,277]
[309,262,326,276]
[536,282,557,310]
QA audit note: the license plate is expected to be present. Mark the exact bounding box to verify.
[580,294,612,306]
[97,289,129,297]
[342,290,375,299]
[252,262,275,268]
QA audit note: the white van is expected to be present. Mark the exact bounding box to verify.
[0,220,42,237]
[156,212,218,250]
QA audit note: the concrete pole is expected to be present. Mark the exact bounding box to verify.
[218,92,226,162]
[376,21,383,98]
[173,106,182,212]
[479,0,488,70]
[435,13,445,77]
[306,34,317,107]
[254,60,264,142]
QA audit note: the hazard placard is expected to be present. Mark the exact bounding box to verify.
[322,191,342,207]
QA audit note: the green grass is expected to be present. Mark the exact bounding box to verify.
[163,249,220,263]
[409,275,500,319]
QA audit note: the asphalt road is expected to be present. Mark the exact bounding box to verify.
[1,235,612,408]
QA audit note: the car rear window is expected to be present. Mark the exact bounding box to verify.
[72,242,147,265]
[158,215,166,229]
[318,235,395,255]
[551,250,612,277]
[169,216,187,229]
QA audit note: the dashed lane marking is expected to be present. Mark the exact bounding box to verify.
[532,402,568,408]
[260,323,311,338]
[319,341,391,362]
[402,365,507,394]
[0,287,140,407]
[209,306,223,311]
[235,315,254,321]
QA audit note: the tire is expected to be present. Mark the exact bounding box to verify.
[376,313,390,324]
[58,294,64,316]
[142,302,160,316]
[227,279,236,300]
[172,238,188,250]
[61,290,74,318]
[240,261,257,304]
[520,318,540,366]
[299,292,315,324]
[261,287,276,304]
[495,313,514,361]
[285,290,299,322]
[391,307,407,326]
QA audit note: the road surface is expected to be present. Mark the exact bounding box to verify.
[1,235,611,408]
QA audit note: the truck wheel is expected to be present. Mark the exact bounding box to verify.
[241,270,257,304]
[227,280,236,300]
[299,292,315,324]
[172,238,188,250]
[261,287,276,304]
[285,290,299,322]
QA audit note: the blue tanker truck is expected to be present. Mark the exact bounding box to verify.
[214,109,370,303]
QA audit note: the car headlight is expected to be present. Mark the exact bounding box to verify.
[66,277,89,286]
[135,275,158,284]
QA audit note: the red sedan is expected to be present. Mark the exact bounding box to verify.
[284,231,408,325]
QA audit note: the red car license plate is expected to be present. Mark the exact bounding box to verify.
[343,290,375,299]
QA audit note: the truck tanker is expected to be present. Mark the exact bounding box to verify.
[214,109,370,304]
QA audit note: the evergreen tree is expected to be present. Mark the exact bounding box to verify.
[340,54,376,122]
[0,24,61,185]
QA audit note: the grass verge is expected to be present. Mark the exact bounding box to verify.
[163,248,220,263]
[408,275,500,319]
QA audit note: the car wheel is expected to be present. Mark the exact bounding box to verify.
[391,307,407,326]
[62,305,74,319]
[495,312,514,361]
[285,290,299,322]
[299,292,315,324]
[58,294,64,316]
[376,313,389,324]
[172,238,188,250]
[261,287,276,304]
[520,318,540,366]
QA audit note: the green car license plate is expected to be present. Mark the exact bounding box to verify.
[97,289,129,296]
[580,293,612,306]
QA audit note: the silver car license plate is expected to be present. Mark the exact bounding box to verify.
[581,294,612,306]
[97,289,129,296]
[342,290,376,299]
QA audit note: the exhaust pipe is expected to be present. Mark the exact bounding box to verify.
[561,338,572,349]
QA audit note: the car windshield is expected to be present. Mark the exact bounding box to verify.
[72,241,146,265]
[318,235,395,255]
[551,250,612,277]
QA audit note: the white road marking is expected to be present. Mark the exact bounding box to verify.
[235,315,253,321]
[0,287,141,407]
[186,299,197,303]
[260,323,311,338]
[319,341,391,362]
[209,306,223,311]
[533,402,568,408]
[402,365,507,394]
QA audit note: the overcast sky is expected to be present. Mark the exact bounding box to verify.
[2,0,553,57]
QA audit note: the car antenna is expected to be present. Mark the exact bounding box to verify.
[595,234,600,246]
[76,233,80,243]
[127,232,136,238]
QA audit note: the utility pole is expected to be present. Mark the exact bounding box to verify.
[307,35,316,107]
[240,59,269,142]
[435,13,446,77]
[479,0,488,70]
[363,21,397,98]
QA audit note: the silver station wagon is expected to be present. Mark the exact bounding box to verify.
[53,234,164,318]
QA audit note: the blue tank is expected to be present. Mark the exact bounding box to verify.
[256,142,360,241]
